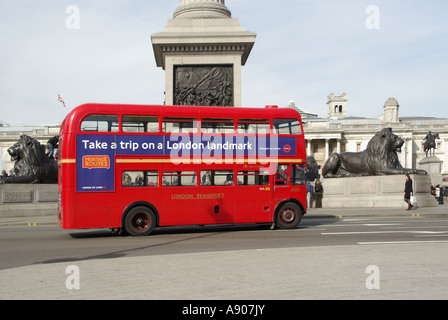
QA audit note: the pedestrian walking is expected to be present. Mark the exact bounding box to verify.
[404,174,414,210]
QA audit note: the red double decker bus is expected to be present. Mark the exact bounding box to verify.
[58,104,307,236]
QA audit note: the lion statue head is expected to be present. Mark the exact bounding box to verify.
[365,128,404,174]
[1,135,58,184]
[323,128,426,178]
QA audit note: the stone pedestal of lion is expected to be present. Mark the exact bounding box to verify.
[0,184,58,217]
[322,175,437,208]
[321,128,436,208]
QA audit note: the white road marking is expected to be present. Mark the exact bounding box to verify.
[358,240,448,245]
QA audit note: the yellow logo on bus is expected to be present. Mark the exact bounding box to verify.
[82,156,110,169]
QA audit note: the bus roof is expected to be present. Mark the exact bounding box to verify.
[62,103,302,134]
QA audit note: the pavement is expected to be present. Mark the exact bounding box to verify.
[1,205,447,301]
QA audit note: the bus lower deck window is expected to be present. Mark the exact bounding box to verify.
[122,171,159,187]
[162,171,196,187]
[237,171,269,186]
[201,170,233,186]
[291,164,306,185]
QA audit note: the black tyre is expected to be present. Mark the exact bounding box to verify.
[275,202,302,229]
[124,206,156,237]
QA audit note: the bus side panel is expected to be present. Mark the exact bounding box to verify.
[74,193,110,229]
[159,187,198,226]
[75,207,109,229]
[197,187,234,225]
[59,190,76,229]
[234,185,273,224]
[290,185,307,212]
[58,131,78,229]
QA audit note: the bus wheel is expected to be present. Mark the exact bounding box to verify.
[124,206,156,237]
[276,202,302,229]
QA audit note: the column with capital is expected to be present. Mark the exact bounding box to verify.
[151,0,256,107]
[306,139,312,156]
[174,0,231,19]
[325,139,330,162]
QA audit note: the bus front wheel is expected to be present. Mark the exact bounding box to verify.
[276,202,302,229]
[124,206,156,237]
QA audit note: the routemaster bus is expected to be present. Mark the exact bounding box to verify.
[58,104,307,236]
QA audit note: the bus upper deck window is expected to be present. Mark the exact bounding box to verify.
[122,115,159,133]
[201,118,234,134]
[81,115,119,132]
[163,117,197,133]
[237,119,270,134]
[273,119,302,135]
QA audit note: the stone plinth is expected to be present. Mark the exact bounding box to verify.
[322,175,437,208]
[419,156,443,186]
[0,184,57,217]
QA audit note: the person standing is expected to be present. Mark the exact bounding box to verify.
[1,170,8,179]
[404,174,414,210]
[314,179,324,208]
[306,179,314,208]
[46,136,59,159]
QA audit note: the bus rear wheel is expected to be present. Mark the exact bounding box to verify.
[276,202,302,229]
[124,206,156,237]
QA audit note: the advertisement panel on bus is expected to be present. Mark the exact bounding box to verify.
[77,134,297,192]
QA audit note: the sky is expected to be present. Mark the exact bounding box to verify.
[0,0,447,125]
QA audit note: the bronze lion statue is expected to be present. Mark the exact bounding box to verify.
[1,135,58,184]
[322,128,427,178]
